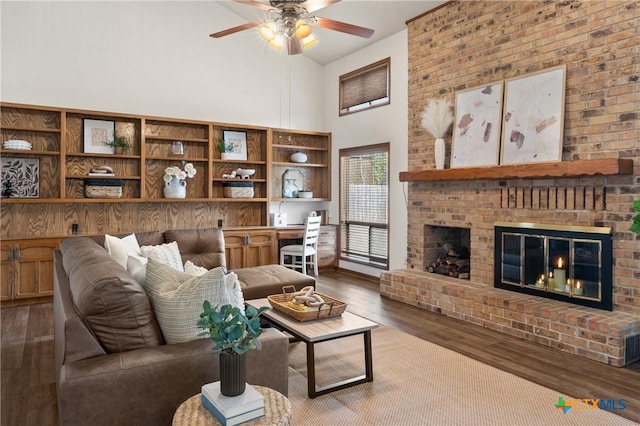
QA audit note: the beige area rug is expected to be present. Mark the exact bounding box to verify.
[285,327,636,426]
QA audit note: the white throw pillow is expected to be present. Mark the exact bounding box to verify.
[184,260,207,276]
[144,258,233,344]
[140,241,184,272]
[224,271,245,315]
[184,261,245,314]
[104,233,141,269]
[127,254,148,287]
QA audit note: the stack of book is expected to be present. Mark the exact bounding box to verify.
[201,382,265,426]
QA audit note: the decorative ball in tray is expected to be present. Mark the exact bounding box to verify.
[267,285,347,322]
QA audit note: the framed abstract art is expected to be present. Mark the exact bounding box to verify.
[500,65,566,165]
[451,81,504,168]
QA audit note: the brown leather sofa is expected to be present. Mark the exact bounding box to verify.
[54,228,314,426]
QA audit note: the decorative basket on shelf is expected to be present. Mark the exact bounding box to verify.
[84,179,123,199]
[223,181,254,198]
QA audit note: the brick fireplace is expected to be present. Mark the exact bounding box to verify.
[381,1,640,367]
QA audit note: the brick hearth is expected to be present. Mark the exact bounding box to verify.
[389,0,640,367]
[380,270,640,366]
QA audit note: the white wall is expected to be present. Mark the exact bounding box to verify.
[322,30,409,277]
[1,1,409,277]
[0,1,324,130]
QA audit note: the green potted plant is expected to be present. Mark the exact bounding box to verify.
[630,200,640,234]
[218,140,235,160]
[197,302,269,396]
[106,131,131,154]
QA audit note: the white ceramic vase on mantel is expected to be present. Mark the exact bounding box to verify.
[434,138,446,170]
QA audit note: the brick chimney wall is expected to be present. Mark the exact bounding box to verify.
[403,0,639,314]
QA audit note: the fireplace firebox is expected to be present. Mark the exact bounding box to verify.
[494,222,612,310]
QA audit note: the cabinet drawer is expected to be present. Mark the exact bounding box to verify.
[318,253,336,267]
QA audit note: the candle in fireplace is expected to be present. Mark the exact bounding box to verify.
[575,280,583,296]
[554,257,566,290]
[547,271,554,289]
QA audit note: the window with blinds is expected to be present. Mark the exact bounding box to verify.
[339,143,389,269]
[339,58,390,116]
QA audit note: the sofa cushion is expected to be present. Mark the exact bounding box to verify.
[104,233,141,269]
[144,258,233,344]
[141,241,184,271]
[60,237,163,353]
[164,228,226,270]
[185,261,245,314]
[234,264,316,300]
[127,254,148,287]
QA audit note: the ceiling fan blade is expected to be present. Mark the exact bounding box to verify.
[209,20,262,38]
[300,0,340,13]
[287,37,303,55]
[233,0,274,11]
[315,17,374,38]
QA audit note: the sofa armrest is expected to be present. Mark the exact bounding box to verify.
[57,328,288,426]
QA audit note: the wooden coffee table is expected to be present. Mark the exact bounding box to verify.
[246,298,378,398]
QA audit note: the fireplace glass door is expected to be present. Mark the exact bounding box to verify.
[495,223,612,310]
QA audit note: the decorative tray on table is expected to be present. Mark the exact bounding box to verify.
[267,286,347,322]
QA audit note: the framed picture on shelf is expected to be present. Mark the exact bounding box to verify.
[1,157,40,198]
[451,80,504,168]
[83,119,115,154]
[500,65,566,165]
[222,130,248,161]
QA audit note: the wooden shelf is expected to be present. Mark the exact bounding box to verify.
[399,159,634,182]
[272,144,328,152]
[0,149,59,156]
[272,161,327,168]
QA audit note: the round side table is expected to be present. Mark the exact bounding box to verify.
[172,385,291,426]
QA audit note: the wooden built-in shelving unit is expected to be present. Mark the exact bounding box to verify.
[0,103,331,216]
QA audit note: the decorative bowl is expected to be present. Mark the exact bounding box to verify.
[235,168,255,178]
[290,152,308,163]
[297,191,313,198]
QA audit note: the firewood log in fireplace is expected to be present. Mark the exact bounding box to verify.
[427,255,470,279]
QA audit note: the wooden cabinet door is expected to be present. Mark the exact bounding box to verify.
[243,231,276,268]
[0,242,14,302]
[223,233,247,270]
[13,239,59,299]
[224,230,276,269]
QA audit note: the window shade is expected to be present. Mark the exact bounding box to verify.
[339,58,390,115]
[339,143,389,268]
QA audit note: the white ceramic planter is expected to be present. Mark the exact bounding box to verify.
[434,138,445,170]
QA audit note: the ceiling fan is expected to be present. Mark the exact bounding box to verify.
[210,0,375,55]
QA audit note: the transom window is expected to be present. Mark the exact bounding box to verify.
[339,58,390,116]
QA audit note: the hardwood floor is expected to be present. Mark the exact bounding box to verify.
[2,270,639,425]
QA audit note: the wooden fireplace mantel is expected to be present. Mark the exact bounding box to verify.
[399,158,634,182]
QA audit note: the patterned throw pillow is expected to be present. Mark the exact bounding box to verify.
[184,261,245,314]
[144,258,232,344]
[140,241,184,272]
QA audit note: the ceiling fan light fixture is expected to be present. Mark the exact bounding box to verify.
[302,33,318,49]
[295,20,312,39]
[259,21,277,41]
[210,0,375,56]
[268,34,284,50]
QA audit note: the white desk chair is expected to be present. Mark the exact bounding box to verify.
[280,214,323,276]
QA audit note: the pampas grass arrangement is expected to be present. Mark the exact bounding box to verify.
[421,98,454,139]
